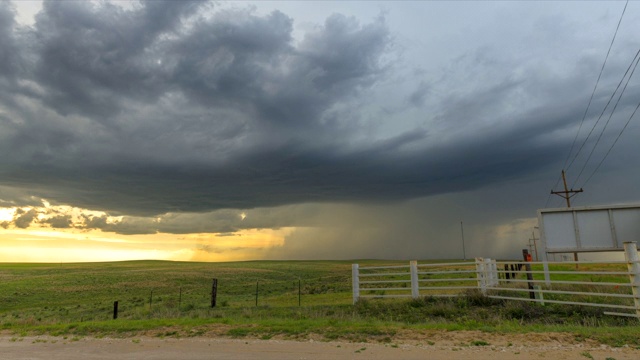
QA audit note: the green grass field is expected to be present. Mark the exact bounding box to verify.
[1,260,639,346]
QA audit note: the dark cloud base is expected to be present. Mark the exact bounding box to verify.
[0,1,638,222]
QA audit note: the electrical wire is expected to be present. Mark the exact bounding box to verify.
[545,1,628,207]
[562,0,629,172]
[572,53,640,186]
[578,90,640,191]
[566,48,640,176]
[544,176,562,207]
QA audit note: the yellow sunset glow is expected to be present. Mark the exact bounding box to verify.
[0,207,16,222]
[0,224,295,263]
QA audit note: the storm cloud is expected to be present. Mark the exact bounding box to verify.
[1,1,640,260]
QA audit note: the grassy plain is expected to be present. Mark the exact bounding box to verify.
[1,260,639,346]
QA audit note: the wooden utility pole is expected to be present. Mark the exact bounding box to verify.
[460,221,467,261]
[550,170,583,265]
[529,231,539,262]
[551,170,583,207]
[527,242,535,256]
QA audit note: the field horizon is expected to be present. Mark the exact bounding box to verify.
[2,259,639,347]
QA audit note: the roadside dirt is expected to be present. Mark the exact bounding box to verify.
[2,331,639,360]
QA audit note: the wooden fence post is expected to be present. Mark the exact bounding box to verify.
[410,261,420,299]
[113,301,118,320]
[211,278,218,308]
[522,249,535,299]
[624,242,640,317]
[255,281,259,307]
[352,264,360,304]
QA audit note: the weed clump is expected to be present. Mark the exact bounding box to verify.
[501,301,546,321]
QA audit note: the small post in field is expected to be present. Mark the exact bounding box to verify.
[623,242,640,317]
[352,264,360,304]
[113,301,118,320]
[255,281,259,307]
[211,278,218,308]
[298,279,301,307]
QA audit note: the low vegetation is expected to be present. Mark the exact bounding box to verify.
[1,260,638,346]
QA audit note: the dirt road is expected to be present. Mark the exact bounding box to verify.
[2,334,639,360]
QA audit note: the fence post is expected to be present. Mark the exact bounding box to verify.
[492,259,499,286]
[475,258,486,295]
[211,278,218,308]
[113,301,118,320]
[255,281,259,307]
[352,264,360,304]
[522,249,535,299]
[623,242,640,317]
[485,258,498,287]
[543,261,551,287]
[410,261,419,299]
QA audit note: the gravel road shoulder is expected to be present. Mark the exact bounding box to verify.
[2,332,640,360]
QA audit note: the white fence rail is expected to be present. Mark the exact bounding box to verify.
[352,241,640,318]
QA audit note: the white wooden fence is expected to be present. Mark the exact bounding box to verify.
[352,241,640,318]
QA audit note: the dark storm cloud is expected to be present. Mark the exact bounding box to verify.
[41,214,72,228]
[0,2,18,79]
[13,208,38,228]
[45,205,318,235]
[29,0,204,118]
[0,0,638,222]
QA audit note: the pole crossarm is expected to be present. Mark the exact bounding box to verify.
[550,188,583,200]
[550,170,583,207]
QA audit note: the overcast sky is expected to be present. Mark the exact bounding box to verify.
[1,1,639,262]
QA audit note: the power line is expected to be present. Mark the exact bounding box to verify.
[562,0,629,172]
[544,1,628,208]
[566,48,640,175]
[544,176,562,207]
[572,52,640,186]
[579,93,640,190]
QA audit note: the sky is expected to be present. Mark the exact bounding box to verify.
[1,0,639,263]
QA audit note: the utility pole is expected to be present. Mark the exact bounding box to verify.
[551,170,583,265]
[551,170,583,207]
[528,231,539,261]
[460,221,466,261]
